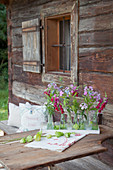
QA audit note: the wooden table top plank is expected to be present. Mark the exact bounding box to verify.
[0,125,113,170]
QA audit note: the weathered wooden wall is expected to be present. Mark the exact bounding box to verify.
[78,0,113,128]
[5,0,113,128]
[79,0,113,105]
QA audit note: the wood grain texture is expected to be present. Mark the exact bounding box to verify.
[79,30,113,47]
[79,48,113,73]
[80,0,113,18]
[79,14,113,32]
[12,81,46,105]
[0,125,112,170]
[80,0,101,6]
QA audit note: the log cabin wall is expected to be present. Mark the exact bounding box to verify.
[78,0,113,128]
[4,0,113,128]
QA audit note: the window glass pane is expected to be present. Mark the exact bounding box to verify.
[59,19,71,71]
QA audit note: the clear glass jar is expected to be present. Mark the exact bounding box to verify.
[47,114,54,130]
[92,112,98,130]
[72,113,79,130]
[60,114,66,129]
[67,112,73,130]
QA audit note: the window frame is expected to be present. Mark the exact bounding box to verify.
[41,2,79,85]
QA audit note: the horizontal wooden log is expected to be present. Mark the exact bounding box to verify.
[12,34,22,48]
[79,48,113,73]
[10,50,23,65]
[80,1,113,18]
[10,94,39,106]
[11,0,74,27]
[12,81,46,105]
[79,72,113,104]
[79,47,113,56]
[80,0,101,6]
[79,13,113,32]
[42,73,72,86]
[79,30,113,47]
[11,0,53,12]
[13,65,43,86]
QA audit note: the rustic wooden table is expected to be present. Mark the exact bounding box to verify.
[0,125,113,170]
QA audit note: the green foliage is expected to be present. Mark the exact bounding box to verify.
[0,4,7,48]
[0,4,8,86]
[0,4,8,121]
[0,86,8,121]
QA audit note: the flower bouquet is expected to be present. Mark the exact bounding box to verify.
[44,82,108,130]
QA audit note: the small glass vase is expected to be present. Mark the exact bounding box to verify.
[92,112,98,130]
[60,113,66,129]
[72,113,79,130]
[47,114,54,130]
[67,113,73,130]
[78,115,85,130]
[84,111,92,130]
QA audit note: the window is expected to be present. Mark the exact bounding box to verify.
[45,14,71,73]
[42,2,78,84]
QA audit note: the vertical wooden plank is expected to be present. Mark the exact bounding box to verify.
[71,1,79,84]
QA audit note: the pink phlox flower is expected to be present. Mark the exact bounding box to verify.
[73,86,77,90]
[48,83,52,88]
[84,86,88,91]
[96,93,101,102]
[54,94,56,97]
[71,90,73,93]
[89,86,93,91]
[84,91,87,96]
[70,84,74,88]
[60,91,64,96]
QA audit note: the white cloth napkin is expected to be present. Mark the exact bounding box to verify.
[25,129,100,152]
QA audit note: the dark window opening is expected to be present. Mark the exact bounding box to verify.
[59,18,71,71]
[45,14,71,73]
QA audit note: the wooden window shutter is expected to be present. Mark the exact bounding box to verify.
[22,18,41,73]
